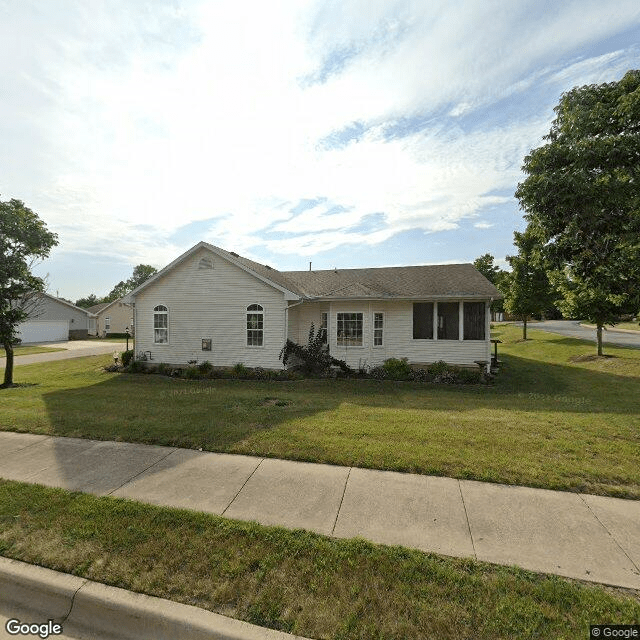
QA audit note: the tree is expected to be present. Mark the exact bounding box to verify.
[473,253,507,318]
[503,230,554,340]
[103,264,157,302]
[75,293,102,308]
[0,198,58,388]
[515,70,640,355]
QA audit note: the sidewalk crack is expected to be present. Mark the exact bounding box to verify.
[221,458,264,516]
[458,480,477,560]
[331,467,352,536]
[106,447,178,496]
[579,495,640,574]
[59,579,88,624]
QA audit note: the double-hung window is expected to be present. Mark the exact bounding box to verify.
[373,313,384,346]
[247,304,264,346]
[153,305,168,343]
[337,313,363,346]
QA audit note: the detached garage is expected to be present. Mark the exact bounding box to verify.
[15,292,96,343]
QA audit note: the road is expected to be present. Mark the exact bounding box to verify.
[522,320,640,349]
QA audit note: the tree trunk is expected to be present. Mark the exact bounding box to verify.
[596,323,603,356]
[522,316,528,340]
[1,341,14,388]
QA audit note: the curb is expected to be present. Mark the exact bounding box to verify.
[0,557,308,640]
[579,323,640,335]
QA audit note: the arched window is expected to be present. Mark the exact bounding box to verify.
[246,304,263,346]
[154,305,168,343]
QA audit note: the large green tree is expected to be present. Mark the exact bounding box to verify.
[515,70,640,355]
[0,198,58,388]
[104,264,157,302]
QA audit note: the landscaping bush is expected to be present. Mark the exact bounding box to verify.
[121,350,134,368]
[197,361,214,374]
[279,324,352,376]
[184,366,200,380]
[382,357,412,380]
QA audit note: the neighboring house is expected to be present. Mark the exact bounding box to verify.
[127,242,502,371]
[16,292,96,343]
[88,299,134,337]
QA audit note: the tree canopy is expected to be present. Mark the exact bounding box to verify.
[0,198,58,387]
[103,264,157,302]
[515,70,640,354]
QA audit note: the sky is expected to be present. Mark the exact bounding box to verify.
[1,0,639,302]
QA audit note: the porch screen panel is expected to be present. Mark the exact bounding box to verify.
[437,302,459,340]
[463,302,485,340]
[412,303,433,339]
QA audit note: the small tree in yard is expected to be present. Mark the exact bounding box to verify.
[503,230,555,340]
[515,70,640,355]
[0,198,58,388]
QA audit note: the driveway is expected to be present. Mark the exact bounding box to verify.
[523,320,640,349]
[0,341,127,367]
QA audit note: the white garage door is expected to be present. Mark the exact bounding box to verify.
[17,321,68,344]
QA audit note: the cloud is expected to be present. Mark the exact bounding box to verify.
[1,0,640,293]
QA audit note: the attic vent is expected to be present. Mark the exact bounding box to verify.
[230,251,239,257]
[198,257,214,270]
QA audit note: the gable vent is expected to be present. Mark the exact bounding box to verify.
[198,257,214,270]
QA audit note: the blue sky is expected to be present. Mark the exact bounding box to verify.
[1,0,639,301]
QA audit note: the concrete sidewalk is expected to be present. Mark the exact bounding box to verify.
[0,341,126,367]
[0,431,639,591]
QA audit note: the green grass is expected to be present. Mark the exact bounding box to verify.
[613,322,640,332]
[0,480,637,640]
[2,345,67,357]
[1,324,639,497]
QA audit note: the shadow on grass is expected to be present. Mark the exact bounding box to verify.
[37,351,640,453]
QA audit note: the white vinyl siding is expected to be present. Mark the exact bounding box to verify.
[290,300,491,369]
[135,248,286,367]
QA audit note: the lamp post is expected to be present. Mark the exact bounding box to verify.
[125,326,130,351]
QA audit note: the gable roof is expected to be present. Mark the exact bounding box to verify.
[87,299,132,315]
[36,292,96,317]
[125,242,501,302]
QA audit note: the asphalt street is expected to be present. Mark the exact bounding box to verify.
[521,320,640,349]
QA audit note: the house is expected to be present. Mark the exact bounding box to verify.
[87,299,134,337]
[126,242,501,370]
[16,292,96,343]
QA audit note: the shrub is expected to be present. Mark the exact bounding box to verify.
[280,324,352,376]
[368,366,387,380]
[127,360,145,373]
[231,363,251,378]
[409,368,432,382]
[157,362,172,376]
[382,357,412,380]
[121,350,134,367]
[184,366,201,380]
[197,361,214,374]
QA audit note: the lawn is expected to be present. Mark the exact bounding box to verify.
[0,480,638,640]
[1,324,639,498]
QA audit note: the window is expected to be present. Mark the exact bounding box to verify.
[202,338,212,351]
[104,317,110,331]
[437,302,459,340]
[337,313,363,346]
[247,304,264,346]
[319,312,328,344]
[464,302,485,340]
[413,303,433,339]
[153,305,168,343]
[373,313,384,346]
